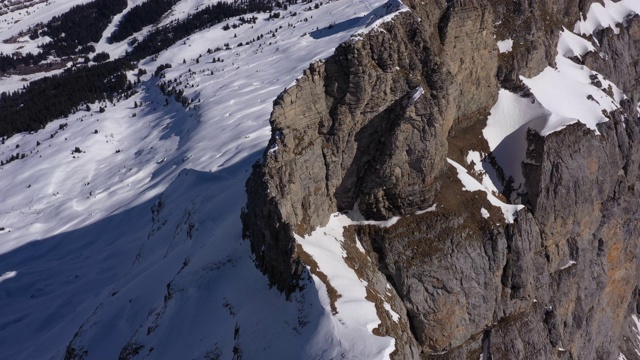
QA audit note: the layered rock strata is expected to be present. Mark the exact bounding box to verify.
[243,0,640,358]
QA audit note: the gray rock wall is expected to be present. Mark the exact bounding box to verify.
[243,0,640,358]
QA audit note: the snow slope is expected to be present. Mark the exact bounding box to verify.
[295,212,398,360]
[0,0,405,359]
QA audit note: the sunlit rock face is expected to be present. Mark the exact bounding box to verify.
[244,0,640,359]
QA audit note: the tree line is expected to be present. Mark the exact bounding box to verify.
[127,0,274,61]
[109,0,179,44]
[0,0,127,74]
[0,59,135,137]
[0,0,289,138]
[38,0,127,58]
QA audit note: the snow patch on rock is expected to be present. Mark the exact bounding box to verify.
[447,158,523,223]
[497,38,513,53]
[295,212,397,360]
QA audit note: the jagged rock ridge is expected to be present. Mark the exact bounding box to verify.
[243,0,640,358]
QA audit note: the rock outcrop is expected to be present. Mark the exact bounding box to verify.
[243,0,640,359]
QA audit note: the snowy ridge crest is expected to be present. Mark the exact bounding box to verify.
[353,0,409,37]
[574,0,640,38]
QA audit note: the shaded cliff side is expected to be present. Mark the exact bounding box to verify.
[243,0,640,358]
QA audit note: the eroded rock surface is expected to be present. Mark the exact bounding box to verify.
[243,0,640,358]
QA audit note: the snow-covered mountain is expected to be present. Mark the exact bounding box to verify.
[0,0,405,359]
[2,0,640,359]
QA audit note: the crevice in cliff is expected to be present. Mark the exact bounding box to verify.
[437,2,453,45]
[481,328,492,360]
[543,306,562,348]
[500,224,516,296]
[522,129,544,212]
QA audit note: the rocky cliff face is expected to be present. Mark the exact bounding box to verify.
[243,0,640,359]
